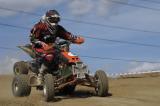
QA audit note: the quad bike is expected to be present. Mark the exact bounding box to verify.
[12,40,109,102]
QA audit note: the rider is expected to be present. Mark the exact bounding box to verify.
[30,10,84,83]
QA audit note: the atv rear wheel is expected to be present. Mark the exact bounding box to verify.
[95,70,109,97]
[43,74,55,102]
[13,61,28,75]
[12,75,31,97]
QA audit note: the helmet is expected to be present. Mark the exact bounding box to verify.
[43,10,60,26]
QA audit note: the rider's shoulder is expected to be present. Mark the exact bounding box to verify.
[57,24,63,28]
[34,21,47,29]
[57,25,66,31]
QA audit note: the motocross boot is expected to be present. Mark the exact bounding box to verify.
[37,64,47,85]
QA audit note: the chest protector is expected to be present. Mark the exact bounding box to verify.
[42,26,58,43]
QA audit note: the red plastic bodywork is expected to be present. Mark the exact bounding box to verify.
[61,52,80,63]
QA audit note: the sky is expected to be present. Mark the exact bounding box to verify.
[1,0,160,74]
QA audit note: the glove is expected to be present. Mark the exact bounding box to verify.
[34,41,42,48]
[74,36,85,44]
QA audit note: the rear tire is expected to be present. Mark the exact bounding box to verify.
[12,75,31,97]
[13,61,28,75]
[95,70,109,97]
[43,74,55,102]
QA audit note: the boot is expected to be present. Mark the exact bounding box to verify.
[37,64,47,85]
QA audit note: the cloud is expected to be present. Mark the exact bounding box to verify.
[68,0,94,16]
[0,56,19,74]
[0,0,64,16]
[0,0,129,17]
[128,62,160,72]
[68,0,118,16]
[96,0,112,16]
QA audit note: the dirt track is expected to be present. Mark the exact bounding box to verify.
[0,75,160,106]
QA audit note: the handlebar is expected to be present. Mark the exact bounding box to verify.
[54,40,71,51]
[33,40,71,52]
[56,40,71,46]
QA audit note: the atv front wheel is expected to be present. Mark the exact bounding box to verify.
[13,61,28,75]
[43,74,55,102]
[12,75,31,97]
[95,70,109,97]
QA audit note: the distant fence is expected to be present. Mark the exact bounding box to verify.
[108,70,160,79]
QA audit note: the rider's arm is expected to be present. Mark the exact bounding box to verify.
[30,22,47,44]
[30,22,48,49]
[57,25,84,44]
[30,33,38,44]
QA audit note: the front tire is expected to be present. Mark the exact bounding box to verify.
[43,74,55,102]
[12,75,31,97]
[94,70,109,97]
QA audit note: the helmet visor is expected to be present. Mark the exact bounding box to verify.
[48,16,60,23]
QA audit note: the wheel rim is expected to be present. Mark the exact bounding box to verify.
[15,67,20,75]
[14,82,19,92]
[95,77,100,93]
[43,84,47,96]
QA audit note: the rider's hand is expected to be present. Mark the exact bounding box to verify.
[34,41,42,48]
[74,36,85,44]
